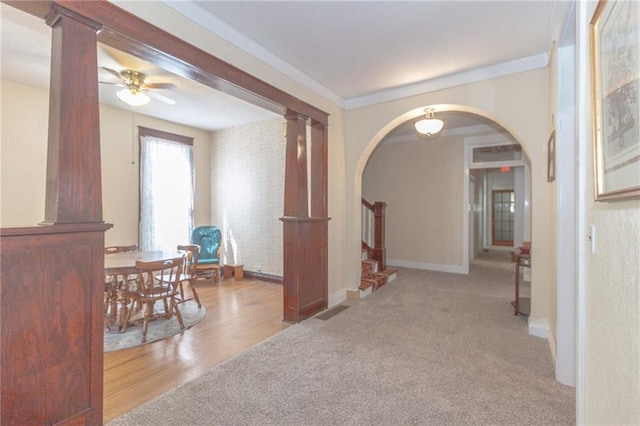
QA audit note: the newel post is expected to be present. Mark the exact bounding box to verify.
[373,201,386,271]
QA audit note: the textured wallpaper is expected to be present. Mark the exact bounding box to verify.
[210,118,286,276]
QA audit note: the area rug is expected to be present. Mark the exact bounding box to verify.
[104,300,205,352]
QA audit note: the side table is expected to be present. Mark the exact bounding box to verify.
[223,264,244,280]
[512,253,531,316]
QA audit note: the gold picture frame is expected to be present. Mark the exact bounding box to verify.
[590,0,640,200]
[547,130,556,182]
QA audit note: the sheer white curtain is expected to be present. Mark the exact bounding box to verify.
[139,135,194,251]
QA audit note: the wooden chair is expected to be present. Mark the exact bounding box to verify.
[131,256,185,343]
[177,244,202,307]
[104,245,138,331]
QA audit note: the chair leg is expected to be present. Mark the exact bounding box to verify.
[189,279,201,307]
[141,301,153,343]
[104,292,111,332]
[121,294,141,333]
[119,295,128,332]
[178,281,185,301]
[172,298,185,331]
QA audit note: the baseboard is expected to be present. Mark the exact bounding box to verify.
[328,289,347,308]
[548,328,557,366]
[243,270,283,284]
[386,259,465,274]
[528,317,549,339]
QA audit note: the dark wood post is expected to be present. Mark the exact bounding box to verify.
[1,5,109,425]
[373,201,387,270]
[43,6,104,224]
[281,110,329,322]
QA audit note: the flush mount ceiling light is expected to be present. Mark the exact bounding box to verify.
[116,88,150,106]
[414,107,444,137]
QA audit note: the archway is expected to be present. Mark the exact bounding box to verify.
[355,104,533,275]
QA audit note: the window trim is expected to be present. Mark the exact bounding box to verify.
[138,126,193,146]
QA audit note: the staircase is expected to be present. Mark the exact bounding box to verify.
[357,248,397,298]
[353,197,396,299]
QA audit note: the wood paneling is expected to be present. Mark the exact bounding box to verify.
[1,225,109,425]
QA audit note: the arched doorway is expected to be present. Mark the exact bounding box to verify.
[357,105,532,276]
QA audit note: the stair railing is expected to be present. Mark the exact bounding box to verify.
[361,198,386,270]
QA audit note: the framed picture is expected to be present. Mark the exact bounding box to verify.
[547,130,556,182]
[590,0,640,200]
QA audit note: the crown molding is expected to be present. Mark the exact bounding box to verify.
[161,1,550,112]
[160,0,346,107]
[345,53,550,110]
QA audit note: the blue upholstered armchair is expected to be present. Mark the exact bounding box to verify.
[191,225,221,265]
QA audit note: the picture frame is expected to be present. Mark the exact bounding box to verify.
[590,0,640,200]
[547,130,556,182]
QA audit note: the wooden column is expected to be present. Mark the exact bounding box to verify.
[43,5,103,224]
[1,5,109,425]
[281,111,329,323]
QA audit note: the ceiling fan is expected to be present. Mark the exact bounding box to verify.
[100,67,177,107]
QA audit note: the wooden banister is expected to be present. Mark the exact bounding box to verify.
[361,198,386,270]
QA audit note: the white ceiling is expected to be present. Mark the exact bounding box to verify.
[1,1,566,134]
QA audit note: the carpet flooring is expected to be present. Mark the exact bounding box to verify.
[108,265,574,425]
[104,300,205,352]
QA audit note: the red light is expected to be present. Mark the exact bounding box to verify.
[500,166,511,172]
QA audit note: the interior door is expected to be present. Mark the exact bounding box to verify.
[491,190,514,246]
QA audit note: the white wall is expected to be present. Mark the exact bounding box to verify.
[362,135,464,272]
[576,1,640,422]
[210,118,285,276]
[0,80,48,226]
[0,79,212,248]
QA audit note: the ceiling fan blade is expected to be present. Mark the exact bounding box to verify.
[147,91,177,105]
[99,81,125,87]
[145,83,177,90]
[101,67,123,81]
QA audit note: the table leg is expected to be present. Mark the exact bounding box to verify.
[514,262,520,315]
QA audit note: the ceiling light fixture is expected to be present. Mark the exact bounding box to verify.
[116,88,150,106]
[414,107,444,136]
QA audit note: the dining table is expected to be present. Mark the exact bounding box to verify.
[104,250,184,275]
[104,250,184,331]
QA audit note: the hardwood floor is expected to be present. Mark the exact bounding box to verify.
[103,277,290,423]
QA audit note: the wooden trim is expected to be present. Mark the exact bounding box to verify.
[361,197,374,211]
[138,126,194,146]
[310,119,328,217]
[243,270,283,285]
[283,110,309,217]
[42,5,103,224]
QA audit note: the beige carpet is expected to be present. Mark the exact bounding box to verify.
[108,265,574,425]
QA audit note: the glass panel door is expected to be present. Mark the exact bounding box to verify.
[491,190,514,246]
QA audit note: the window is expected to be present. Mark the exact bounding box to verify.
[138,127,194,251]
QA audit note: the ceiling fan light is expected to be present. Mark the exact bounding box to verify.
[116,88,150,106]
[414,118,444,136]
